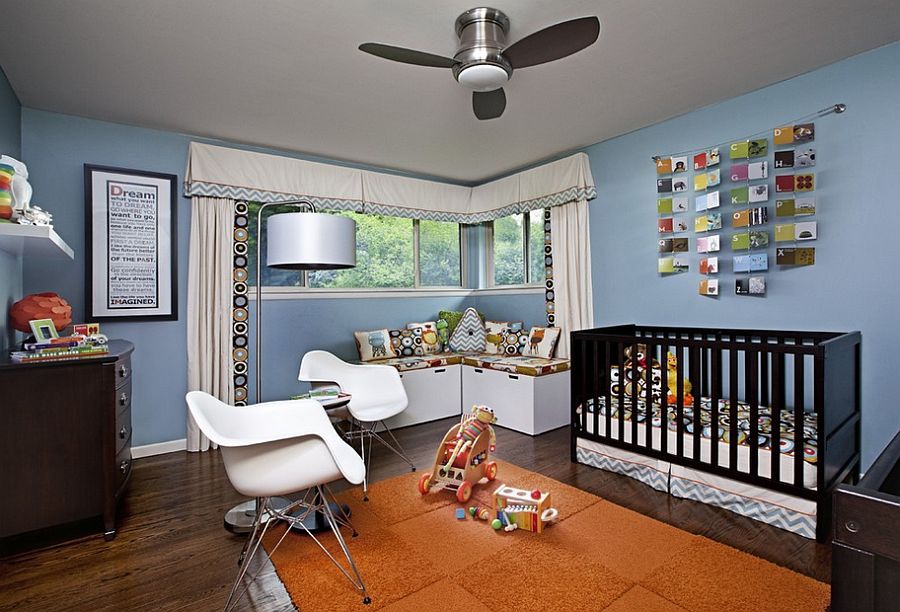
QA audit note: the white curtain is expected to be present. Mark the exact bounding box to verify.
[186,196,235,451]
[549,199,594,358]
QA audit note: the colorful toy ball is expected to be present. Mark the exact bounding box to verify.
[491,519,502,530]
[468,505,490,520]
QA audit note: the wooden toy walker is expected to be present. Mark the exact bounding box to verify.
[418,405,498,503]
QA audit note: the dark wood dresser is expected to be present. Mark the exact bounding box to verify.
[0,340,134,548]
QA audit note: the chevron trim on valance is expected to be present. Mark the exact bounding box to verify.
[185,143,595,222]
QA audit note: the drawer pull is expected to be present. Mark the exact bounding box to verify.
[474,368,483,374]
[119,460,130,474]
[119,393,129,406]
[433,368,446,374]
[508,374,519,380]
[119,365,129,378]
[119,426,128,439]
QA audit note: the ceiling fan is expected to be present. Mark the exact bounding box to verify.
[359,7,601,120]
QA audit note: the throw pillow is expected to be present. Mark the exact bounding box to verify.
[500,327,529,356]
[354,329,398,361]
[484,320,524,354]
[439,308,485,335]
[447,307,487,352]
[406,321,442,354]
[525,326,561,358]
[389,328,424,357]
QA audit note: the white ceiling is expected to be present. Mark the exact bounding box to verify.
[2,1,900,183]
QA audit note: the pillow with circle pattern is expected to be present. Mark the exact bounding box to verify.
[485,320,525,355]
[388,328,425,357]
[406,321,442,354]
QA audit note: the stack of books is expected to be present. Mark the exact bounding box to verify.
[11,335,109,363]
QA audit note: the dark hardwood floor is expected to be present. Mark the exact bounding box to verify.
[0,419,830,611]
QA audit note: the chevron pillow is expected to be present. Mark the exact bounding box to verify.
[447,307,487,352]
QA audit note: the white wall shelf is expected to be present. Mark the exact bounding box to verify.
[0,223,74,260]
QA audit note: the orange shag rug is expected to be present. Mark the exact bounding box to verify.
[265,461,828,611]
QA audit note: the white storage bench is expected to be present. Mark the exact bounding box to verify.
[373,353,570,435]
[376,355,463,429]
[460,355,570,435]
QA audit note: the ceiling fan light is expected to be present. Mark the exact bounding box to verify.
[456,63,509,92]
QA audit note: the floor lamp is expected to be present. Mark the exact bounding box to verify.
[224,200,356,533]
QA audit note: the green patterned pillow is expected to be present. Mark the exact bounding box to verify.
[439,309,485,335]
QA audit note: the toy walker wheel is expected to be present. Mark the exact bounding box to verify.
[456,481,473,503]
[483,461,498,481]
[417,472,432,495]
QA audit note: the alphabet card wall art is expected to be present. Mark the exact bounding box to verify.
[736,276,766,295]
[699,279,719,296]
[656,157,673,174]
[697,235,721,253]
[673,176,689,192]
[673,196,689,213]
[658,217,674,234]
[657,178,673,193]
[749,184,769,203]
[659,257,689,274]
[699,256,719,274]
[672,156,688,173]
[776,198,816,217]
[658,197,673,214]
[776,247,816,266]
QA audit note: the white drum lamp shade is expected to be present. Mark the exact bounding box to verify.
[266,212,356,269]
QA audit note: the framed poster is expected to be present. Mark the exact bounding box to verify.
[84,164,178,321]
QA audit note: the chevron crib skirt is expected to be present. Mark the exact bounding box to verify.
[670,465,817,539]
[575,438,670,492]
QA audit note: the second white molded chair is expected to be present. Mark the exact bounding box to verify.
[298,350,416,500]
[185,391,370,610]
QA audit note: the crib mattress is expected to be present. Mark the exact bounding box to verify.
[577,396,818,488]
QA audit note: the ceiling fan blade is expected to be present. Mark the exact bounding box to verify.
[473,88,506,120]
[358,43,458,68]
[504,16,600,69]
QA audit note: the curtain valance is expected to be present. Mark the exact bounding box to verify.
[184,142,595,223]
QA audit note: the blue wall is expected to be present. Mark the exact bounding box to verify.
[584,41,900,469]
[18,110,537,445]
[0,66,22,352]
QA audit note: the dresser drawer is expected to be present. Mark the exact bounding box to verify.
[115,399,132,454]
[116,378,132,415]
[115,355,132,389]
[115,442,132,492]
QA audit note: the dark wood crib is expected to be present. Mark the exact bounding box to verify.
[570,324,861,541]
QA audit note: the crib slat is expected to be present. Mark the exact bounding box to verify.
[691,345,701,463]
[617,343,625,443]
[729,348,739,471]
[748,349,759,478]
[676,344,684,459]
[771,350,783,484]
[794,345,805,487]
[760,336,770,408]
[591,339,600,439]
[604,341,611,441]
[711,346,722,469]
[631,343,639,446]
[660,341,668,456]
[645,342,655,452]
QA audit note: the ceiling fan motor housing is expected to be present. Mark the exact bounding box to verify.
[452,7,512,91]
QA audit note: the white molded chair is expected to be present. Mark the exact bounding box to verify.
[298,350,416,500]
[185,391,370,610]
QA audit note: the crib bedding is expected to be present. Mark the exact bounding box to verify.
[577,396,818,488]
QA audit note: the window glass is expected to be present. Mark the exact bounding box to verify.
[493,214,525,286]
[308,212,414,288]
[419,220,461,287]
[528,209,545,284]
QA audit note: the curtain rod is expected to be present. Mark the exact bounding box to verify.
[651,103,846,162]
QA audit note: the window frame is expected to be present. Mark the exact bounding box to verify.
[249,205,467,292]
[487,211,544,288]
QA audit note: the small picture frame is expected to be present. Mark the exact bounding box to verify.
[29,319,59,343]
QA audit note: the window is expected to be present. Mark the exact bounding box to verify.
[491,210,545,286]
[247,203,462,289]
[309,212,414,288]
[419,219,462,287]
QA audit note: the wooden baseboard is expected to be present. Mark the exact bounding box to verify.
[132,439,187,458]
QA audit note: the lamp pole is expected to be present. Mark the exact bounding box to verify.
[255,200,315,403]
